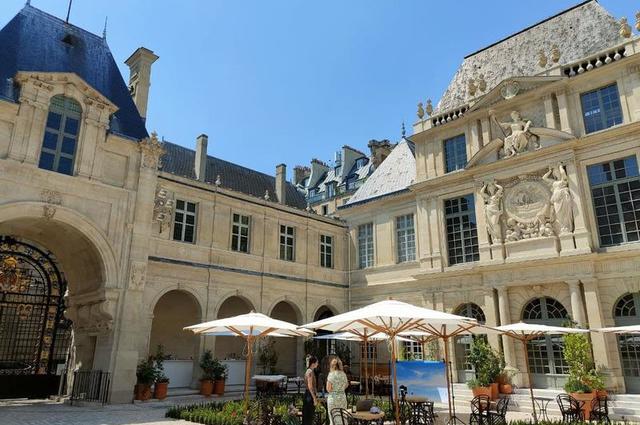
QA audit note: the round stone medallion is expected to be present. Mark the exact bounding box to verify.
[504,180,550,223]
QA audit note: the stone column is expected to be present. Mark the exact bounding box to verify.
[496,287,516,369]
[555,90,573,134]
[483,289,501,351]
[566,280,586,327]
[582,279,625,392]
[542,94,558,129]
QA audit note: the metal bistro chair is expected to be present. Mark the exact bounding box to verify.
[469,395,491,425]
[407,400,436,425]
[590,395,610,424]
[488,397,510,425]
[331,408,356,425]
[556,394,584,423]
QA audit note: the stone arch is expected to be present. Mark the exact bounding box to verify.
[148,289,202,389]
[269,300,304,376]
[313,304,338,321]
[147,284,206,319]
[214,295,255,361]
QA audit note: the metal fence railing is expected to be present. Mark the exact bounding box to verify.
[70,370,111,405]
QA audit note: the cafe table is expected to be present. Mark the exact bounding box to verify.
[352,410,384,425]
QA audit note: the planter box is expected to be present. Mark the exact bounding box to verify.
[200,379,214,397]
[134,384,152,401]
[154,382,168,400]
[213,379,225,396]
[472,386,492,398]
[571,391,596,420]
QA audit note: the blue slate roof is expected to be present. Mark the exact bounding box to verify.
[0,5,148,141]
[162,142,308,210]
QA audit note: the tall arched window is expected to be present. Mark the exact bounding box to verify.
[38,95,82,175]
[523,297,569,387]
[614,293,640,393]
[454,303,486,382]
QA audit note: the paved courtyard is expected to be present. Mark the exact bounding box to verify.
[0,397,542,425]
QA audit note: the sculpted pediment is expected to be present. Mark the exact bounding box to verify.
[466,112,575,169]
[468,76,563,112]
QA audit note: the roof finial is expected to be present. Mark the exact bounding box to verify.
[65,0,73,23]
[25,0,31,6]
[401,122,406,138]
[102,16,108,40]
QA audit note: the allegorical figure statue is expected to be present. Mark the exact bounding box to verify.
[543,164,574,235]
[493,111,538,157]
[480,181,504,244]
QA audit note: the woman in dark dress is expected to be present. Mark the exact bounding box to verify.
[303,356,319,425]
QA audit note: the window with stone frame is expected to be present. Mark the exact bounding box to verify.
[231,213,250,253]
[580,83,623,134]
[320,234,333,268]
[173,200,197,243]
[587,156,640,247]
[361,343,377,361]
[358,223,374,269]
[396,214,416,263]
[279,224,295,261]
[443,134,467,173]
[444,194,479,265]
[403,340,423,360]
[39,95,82,175]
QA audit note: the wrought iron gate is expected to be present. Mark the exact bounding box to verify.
[0,236,72,399]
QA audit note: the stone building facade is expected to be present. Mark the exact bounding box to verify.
[0,5,347,403]
[340,0,640,393]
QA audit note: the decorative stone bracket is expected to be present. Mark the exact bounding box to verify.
[65,298,115,335]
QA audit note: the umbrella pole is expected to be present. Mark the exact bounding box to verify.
[390,334,401,425]
[522,338,538,424]
[372,342,376,397]
[365,336,369,398]
[244,335,254,416]
[442,336,453,419]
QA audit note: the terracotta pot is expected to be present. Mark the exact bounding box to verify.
[499,383,513,394]
[134,383,152,401]
[596,389,608,398]
[213,379,225,396]
[490,383,499,400]
[571,391,596,420]
[154,381,169,400]
[200,379,214,397]
[472,386,492,398]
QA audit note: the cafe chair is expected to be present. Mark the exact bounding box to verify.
[590,395,610,424]
[469,395,491,425]
[331,408,355,425]
[488,397,509,425]
[556,394,584,423]
[407,400,436,425]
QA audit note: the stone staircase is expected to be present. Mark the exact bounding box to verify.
[447,384,640,421]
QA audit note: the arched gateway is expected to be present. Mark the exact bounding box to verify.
[0,237,72,398]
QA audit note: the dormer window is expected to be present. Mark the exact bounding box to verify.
[38,95,81,176]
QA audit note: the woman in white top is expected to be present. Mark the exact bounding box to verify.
[326,357,349,425]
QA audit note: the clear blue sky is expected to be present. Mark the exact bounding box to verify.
[1,1,634,177]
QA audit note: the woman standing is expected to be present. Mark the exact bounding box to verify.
[326,357,349,425]
[303,356,319,425]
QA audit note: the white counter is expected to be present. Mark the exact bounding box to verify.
[164,360,194,388]
[222,360,247,392]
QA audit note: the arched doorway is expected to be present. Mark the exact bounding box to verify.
[0,237,72,398]
[614,293,640,393]
[149,290,201,388]
[454,303,486,382]
[214,296,254,361]
[522,296,569,388]
[270,301,302,376]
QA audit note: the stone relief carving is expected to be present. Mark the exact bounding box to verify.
[139,131,165,169]
[479,167,576,244]
[153,187,174,232]
[479,181,504,244]
[40,189,62,219]
[64,297,114,335]
[543,163,574,235]
[491,110,540,158]
[129,262,147,291]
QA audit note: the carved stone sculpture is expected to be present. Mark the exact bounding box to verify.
[153,186,174,232]
[543,164,574,235]
[139,131,165,169]
[40,189,62,220]
[492,111,540,158]
[480,181,504,244]
[502,176,554,241]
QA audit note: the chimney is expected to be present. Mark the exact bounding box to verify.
[293,165,311,186]
[275,164,287,205]
[124,47,159,121]
[195,134,208,182]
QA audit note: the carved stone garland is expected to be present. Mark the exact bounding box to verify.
[153,186,174,232]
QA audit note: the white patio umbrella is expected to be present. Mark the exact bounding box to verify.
[315,332,413,397]
[185,311,314,414]
[302,299,477,425]
[496,322,590,424]
[595,325,640,333]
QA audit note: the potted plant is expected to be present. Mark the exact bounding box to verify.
[497,366,518,394]
[563,332,604,420]
[135,358,156,401]
[467,378,492,398]
[152,345,170,400]
[468,338,502,400]
[200,349,216,396]
[213,359,228,396]
[257,338,278,374]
